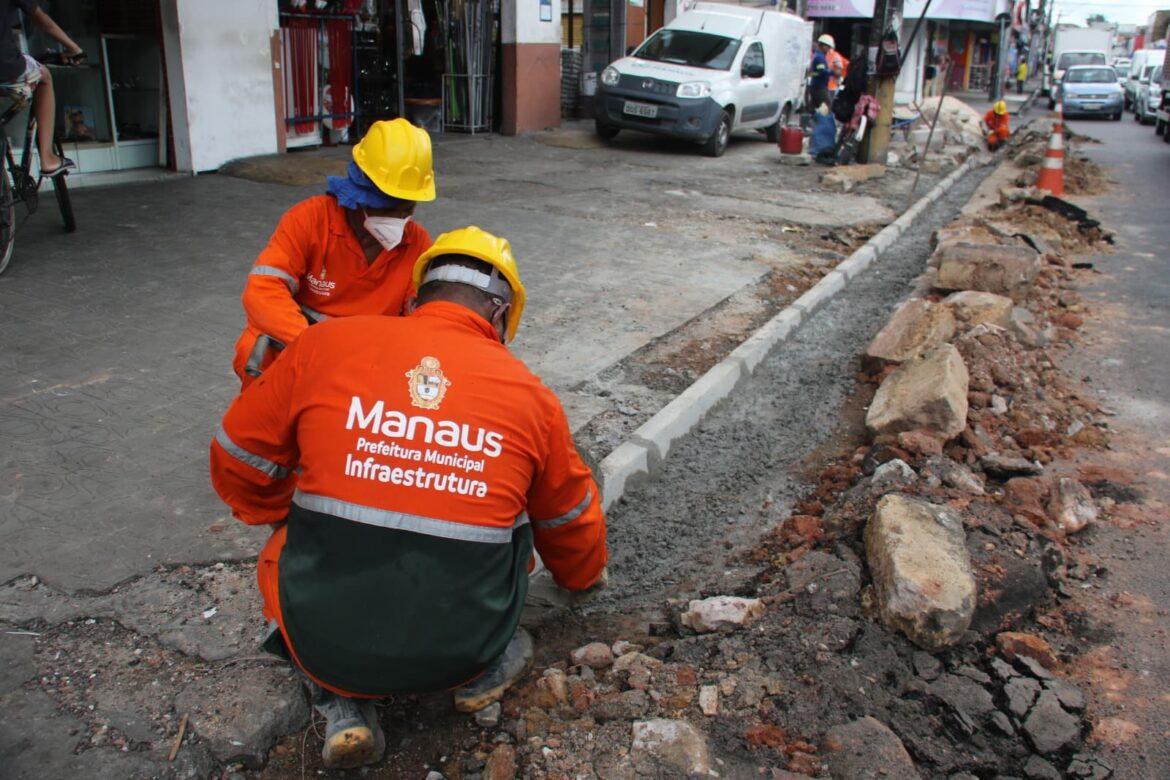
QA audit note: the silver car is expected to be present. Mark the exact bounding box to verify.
[1058,65,1124,120]
[1135,65,1163,125]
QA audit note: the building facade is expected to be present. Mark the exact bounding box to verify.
[13,0,567,180]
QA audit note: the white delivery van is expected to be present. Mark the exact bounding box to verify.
[593,3,813,157]
[1044,26,1111,95]
[1125,49,1162,111]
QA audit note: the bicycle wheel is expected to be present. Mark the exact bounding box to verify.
[0,164,15,275]
[51,139,75,232]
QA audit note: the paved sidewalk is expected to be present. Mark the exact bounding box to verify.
[0,120,924,592]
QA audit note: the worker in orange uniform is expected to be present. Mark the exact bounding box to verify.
[982,100,1011,151]
[819,34,849,94]
[232,118,435,386]
[210,226,608,770]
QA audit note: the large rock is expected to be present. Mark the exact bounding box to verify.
[865,494,976,650]
[932,242,1042,301]
[943,291,1014,329]
[680,596,764,633]
[1023,690,1081,754]
[1048,478,1097,534]
[822,163,886,192]
[823,717,920,779]
[863,298,956,370]
[174,666,309,768]
[630,719,713,776]
[866,344,970,440]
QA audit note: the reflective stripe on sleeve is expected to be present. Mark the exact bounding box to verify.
[293,489,528,544]
[214,425,291,479]
[532,487,593,531]
[300,305,328,323]
[250,265,300,293]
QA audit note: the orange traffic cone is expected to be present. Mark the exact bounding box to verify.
[1036,102,1065,196]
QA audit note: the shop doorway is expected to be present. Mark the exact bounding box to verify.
[279,0,501,144]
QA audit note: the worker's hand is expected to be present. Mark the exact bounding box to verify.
[570,566,609,605]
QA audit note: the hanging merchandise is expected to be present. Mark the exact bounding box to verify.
[324,18,355,136]
[875,29,902,77]
[408,0,427,56]
[443,0,494,133]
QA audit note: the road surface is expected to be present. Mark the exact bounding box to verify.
[1065,114,1170,777]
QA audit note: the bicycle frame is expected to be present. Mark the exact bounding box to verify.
[0,93,40,209]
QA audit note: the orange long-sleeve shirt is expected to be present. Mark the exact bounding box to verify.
[210,302,607,696]
[231,194,432,380]
[984,109,1011,141]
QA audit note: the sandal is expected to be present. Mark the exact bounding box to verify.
[41,157,76,178]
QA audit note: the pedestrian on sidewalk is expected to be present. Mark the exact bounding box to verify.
[1017,60,1028,95]
[231,119,436,388]
[982,100,1011,151]
[210,227,609,770]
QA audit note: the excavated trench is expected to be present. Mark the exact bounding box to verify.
[590,163,993,617]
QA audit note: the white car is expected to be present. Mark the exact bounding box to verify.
[1125,49,1161,111]
[1135,65,1163,125]
[594,3,812,157]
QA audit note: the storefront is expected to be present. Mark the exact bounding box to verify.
[13,0,168,176]
[808,0,1004,104]
[276,0,501,145]
[8,0,560,179]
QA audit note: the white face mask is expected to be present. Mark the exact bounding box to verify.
[362,211,411,252]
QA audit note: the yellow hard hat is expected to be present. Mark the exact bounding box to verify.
[414,226,526,342]
[352,119,436,202]
[993,100,1008,115]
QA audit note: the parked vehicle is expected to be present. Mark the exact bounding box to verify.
[1057,65,1124,120]
[1048,50,1109,108]
[1111,57,1131,82]
[593,3,812,157]
[1045,26,1112,95]
[1155,46,1170,140]
[1136,65,1163,124]
[1124,49,1161,110]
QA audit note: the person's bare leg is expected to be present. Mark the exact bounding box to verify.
[32,66,61,171]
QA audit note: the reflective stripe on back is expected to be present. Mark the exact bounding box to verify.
[532,486,592,530]
[215,425,291,479]
[293,489,528,544]
[251,265,300,293]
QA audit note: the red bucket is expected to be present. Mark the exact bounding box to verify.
[779,125,804,155]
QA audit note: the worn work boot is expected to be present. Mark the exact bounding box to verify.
[452,627,535,713]
[313,689,384,769]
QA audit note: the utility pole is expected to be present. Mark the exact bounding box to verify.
[862,0,904,164]
[989,12,1011,101]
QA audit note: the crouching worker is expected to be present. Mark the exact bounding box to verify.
[210,227,608,769]
[232,118,435,388]
[983,100,1011,151]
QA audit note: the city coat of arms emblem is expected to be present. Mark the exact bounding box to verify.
[405,356,451,410]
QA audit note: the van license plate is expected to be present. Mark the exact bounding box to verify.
[623,101,658,118]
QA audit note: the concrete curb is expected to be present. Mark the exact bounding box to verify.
[597,155,979,513]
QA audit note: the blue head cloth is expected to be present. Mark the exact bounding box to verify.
[325,162,401,211]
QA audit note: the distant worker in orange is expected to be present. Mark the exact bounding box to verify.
[818,34,849,94]
[232,119,435,386]
[982,100,1011,151]
[210,226,608,770]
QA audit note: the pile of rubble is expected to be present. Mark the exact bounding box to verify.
[883,97,990,173]
[457,183,1116,779]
